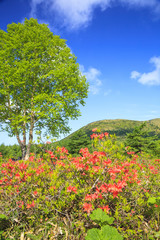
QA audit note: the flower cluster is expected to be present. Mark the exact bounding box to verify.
[0,130,159,239]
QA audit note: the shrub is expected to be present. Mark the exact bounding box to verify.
[0,131,160,239]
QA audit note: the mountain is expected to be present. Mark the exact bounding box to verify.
[1,118,160,158]
[60,118,160,145]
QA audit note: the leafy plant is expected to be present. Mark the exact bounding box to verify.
[86,208,123,240]
[0,131,160,239]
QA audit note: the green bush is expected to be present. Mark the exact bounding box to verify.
[0,131,160,239]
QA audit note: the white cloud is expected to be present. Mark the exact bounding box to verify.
[104,89,112,96]
[80,65,102,94]
[52,0,111,29]
[30,0,111,29]
[130,71,141,79]
[30,0,160,30]
[30,0,45,18]
[131,56,160,85]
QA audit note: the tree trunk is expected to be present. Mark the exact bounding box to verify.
[24,114,34,160]
[22,146,26,159]
[15,130,26,159]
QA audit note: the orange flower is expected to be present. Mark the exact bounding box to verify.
[67,186,77,194]
[26,201,35,208]
[92,128,97,132]
[30,201,35,207]
[99,205,110,213]
[155,204,159,208]
[83,202,93,213]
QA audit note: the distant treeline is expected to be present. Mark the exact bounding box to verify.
[0,129,92,159]
[0,123,160,159]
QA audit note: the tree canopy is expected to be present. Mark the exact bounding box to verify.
[0,18,88,159]
[125,123,160,156]
[67,129,91,155]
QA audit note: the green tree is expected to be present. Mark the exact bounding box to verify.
[125,123,159,155]
[67,129,91,155]
[0,18,88,160]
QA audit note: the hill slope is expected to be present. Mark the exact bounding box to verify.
[60,118,160,144]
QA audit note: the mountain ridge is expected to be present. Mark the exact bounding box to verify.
[61,118,160,143]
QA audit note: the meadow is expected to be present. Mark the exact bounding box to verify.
[0,130,160,239]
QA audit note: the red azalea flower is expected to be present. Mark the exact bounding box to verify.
[92,128,97,132]
[30,201,35,207]
[67,186,77,193]
[99,205,110,213]
[83,202,93,213]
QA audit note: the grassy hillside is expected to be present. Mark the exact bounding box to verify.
[60,118,160,145]
[1,118,160,158]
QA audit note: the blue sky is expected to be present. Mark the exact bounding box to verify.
[0,0,160,145]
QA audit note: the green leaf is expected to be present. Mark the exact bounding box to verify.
[101,225,123,240]
[85,225,123,240]
[85,228,102,240]
[148,197,156,205]
[90,208,114,226]
[0,215,8,220]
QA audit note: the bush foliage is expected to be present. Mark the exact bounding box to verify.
[0,130,160,239]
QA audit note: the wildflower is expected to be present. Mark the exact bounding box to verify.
[99,133,104,139]
[92,166,100,172]
[49,186,56,190]
[99,183,108,193]
[92,128,97,132]
[90,133,98,139]
[17,201,24,208]
[104,132,109,137]
[26,201,35,208]
[57,161,65,167]
[99,205,110,213]
[67,186,77,194]
[83,202,93,213]
[30,201,35,207]
[85,194,92,201]
[127,151,135,155]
